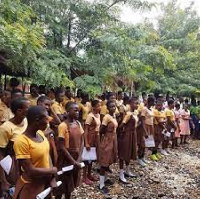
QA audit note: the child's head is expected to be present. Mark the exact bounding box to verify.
[117,91,123,100]
[27,106,48,131]
[11,97,30,120]
[1,90,11,105]
[156,100,163,111]
[55,89,65,103]
[175,103,180,110]
[168,99,175,109]
[108,92,116,102]
[130,97,139,111]
[65,102,79,120]
[147,96,155,107]
[91,100,101,113]
[107,100,116,114]
[37,96,51,112]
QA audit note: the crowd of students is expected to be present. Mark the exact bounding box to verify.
[0,84,194,199]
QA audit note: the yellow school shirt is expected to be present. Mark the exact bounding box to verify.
[102,114,118,133]
[165,108,175,122]
[0,119,28,148]
[25,94,39,106]
[63,97,75,107]
[80,102,92,121]
[153,109,166,125]
[51,101,65,115]
[122,111,139,127]
[0,101,14,123]
[14,130,50,169]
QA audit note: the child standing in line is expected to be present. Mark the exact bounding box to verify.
[180,104,191,144]
[98,101,118,194]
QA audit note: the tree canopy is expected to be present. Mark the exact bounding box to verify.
[1,0,200,97]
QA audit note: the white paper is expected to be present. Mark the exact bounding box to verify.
[81,147,97,161]
[0,155,12,175]
[145,135,155,148]
[80,162,85,168]
[165,132,171,138]
[36,181,62,199]
[62,165,74,172]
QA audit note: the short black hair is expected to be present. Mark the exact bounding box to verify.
[37,96,50,104]
[11,89,22,96]
[11,97,29,114]
[147,96,155,104]
[168,99,174,106]
[130,96,138,103]
[118,91,123,95]
[55,88,65,97]
[27,106,46,124]
[175,103,180,108]
[91,100,100,107]
[106,100,115,108]
[65,101,77,111]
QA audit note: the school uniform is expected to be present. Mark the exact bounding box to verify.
[85,112,101,148]
[0,119,27,185]
[118,111,138,161]
[0,101,14,124]
[13,131,50,199]
[57,120,84,196]
[98,114,118,167]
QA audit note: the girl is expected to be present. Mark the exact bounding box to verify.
[165,99,177,151]
[180,104,191,144]
[98,100,118,194]
[174,103,181,147]
[57,102,84,199]
[141,97,156,161]
[118,98,139,183]
[79,93,92,126]
[83,100,101,185]
[13,106,57,199]
[153,101,166,158]
[0,98,30,190]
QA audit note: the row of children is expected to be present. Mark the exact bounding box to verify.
[0,87,192,198]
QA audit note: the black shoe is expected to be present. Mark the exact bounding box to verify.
[119,178,129,184]
[105,179,114,186]
[99,186,109,194]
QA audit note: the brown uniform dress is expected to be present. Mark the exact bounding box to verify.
[98,114,118,167]
[153,109,166,146]
[118,111,138,161]
[57,120,84,196]
[85,112,101,147]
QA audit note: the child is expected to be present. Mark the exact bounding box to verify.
[0,98,30,187]
[174,103,181,147]
[13,106,57,199]
[118,98,139,183]
[0,90,13,125]
[98,100,118,194]
[83,100,101,185]
[153,101,166,158]
[141,97,156,161]
[165,99,177,151]
[180,104,191,144]
[57,102,84,199]
[51,89,66,121]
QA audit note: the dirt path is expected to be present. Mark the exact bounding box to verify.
[72,140,200,199]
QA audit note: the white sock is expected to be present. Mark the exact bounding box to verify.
[99,175,105,189]
[119,169,127,182]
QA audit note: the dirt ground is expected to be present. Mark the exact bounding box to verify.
[71,139,200,199]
